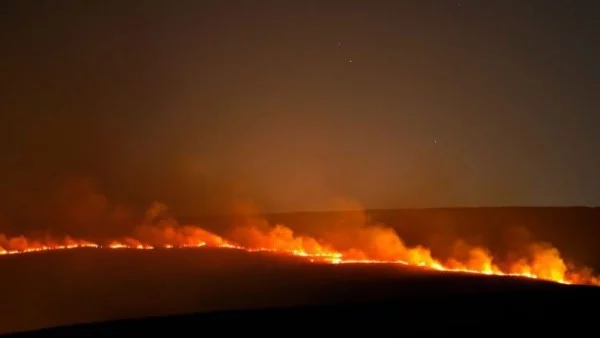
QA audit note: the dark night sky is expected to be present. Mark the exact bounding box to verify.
[1,1,599,215]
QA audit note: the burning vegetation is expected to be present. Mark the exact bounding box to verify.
[1,201,598,286]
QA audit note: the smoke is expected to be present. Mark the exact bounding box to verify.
[221,198,598,284]
[0,176,598,285]
[225,200,337,256]
[55,177,109,226]
[0,176,136,237]
[131,202,227,247]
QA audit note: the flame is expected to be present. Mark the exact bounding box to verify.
[0,234,99,255]
[1,222,598,286]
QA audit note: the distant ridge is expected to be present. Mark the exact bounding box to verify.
[179,205,600,220]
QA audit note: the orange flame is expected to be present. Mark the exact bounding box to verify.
[1,221,598,286]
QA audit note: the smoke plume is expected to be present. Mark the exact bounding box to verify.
[0,177,598,286]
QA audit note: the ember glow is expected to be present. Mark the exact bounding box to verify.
[1,203,598,286]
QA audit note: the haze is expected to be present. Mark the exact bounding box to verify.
[1,1,599,219]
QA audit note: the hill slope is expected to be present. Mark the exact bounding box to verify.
[1,248,598,335]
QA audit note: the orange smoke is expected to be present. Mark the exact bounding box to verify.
[1,202,598,286]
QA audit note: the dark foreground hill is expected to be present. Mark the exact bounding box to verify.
[1,248,598,336]
[7,286,599,336]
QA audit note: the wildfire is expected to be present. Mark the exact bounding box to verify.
[1,222,599,286]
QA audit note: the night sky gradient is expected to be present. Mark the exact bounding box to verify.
[1,1,599,216]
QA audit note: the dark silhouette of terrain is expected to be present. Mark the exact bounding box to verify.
[7,285,599,336]
[2,247,598,336]
[2,207,599,335]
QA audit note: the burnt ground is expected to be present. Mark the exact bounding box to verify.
[1,247,599,336]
